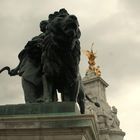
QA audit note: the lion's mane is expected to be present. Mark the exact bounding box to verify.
[41,12,81,91]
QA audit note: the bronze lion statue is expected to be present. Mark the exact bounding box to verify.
[0,9,86,114]
[41,9,85,113]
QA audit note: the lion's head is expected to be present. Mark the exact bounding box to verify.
[42,9,81,79]
[47,9,81,45]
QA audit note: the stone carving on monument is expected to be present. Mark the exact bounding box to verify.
[0,9,99,140]
[83,46,125,140]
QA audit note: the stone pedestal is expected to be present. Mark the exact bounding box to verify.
[83,74,108,102]
[0,102,99,140]
[99,129,125,140]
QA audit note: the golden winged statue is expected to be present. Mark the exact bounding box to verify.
[83,43,101,77]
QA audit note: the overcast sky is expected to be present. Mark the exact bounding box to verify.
[0,0,140,139]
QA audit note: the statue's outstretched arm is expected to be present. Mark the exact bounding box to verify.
[9,62,21,76]
[0,65,20,76]
[9,49,26,76]
[0,49,26,76]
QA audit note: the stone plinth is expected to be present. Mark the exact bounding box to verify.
[0,102,99,140]
[83,76,108,102]
[99,129,125,140]
[0,102,80,116]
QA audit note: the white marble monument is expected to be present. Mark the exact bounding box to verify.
[82,48,125,140]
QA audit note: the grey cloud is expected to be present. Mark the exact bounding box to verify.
[120,0,140,19]
[79,11,140,102]
[121,0,140,11]
[81,12,140,79]
[0,74,24,105]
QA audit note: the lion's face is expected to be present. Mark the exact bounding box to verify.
[61,15,80,38]
[47,13,81,41]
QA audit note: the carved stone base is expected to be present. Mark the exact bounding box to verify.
[0,103,99,140]
[99,129,125,140]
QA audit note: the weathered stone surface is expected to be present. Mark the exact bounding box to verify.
[0,102,80,116]
[99,129,125,140]
[82,72,125,140]
[0,114,99,140]
[83,76,108,102]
